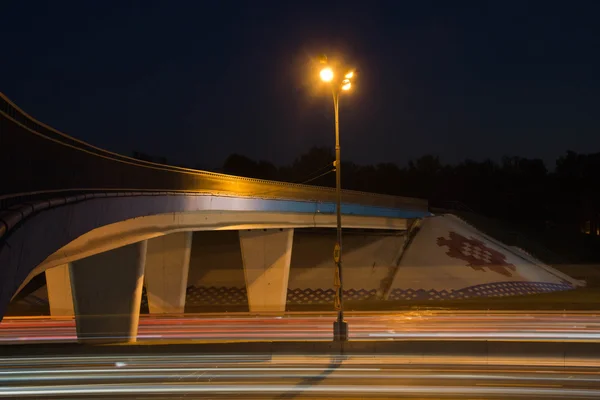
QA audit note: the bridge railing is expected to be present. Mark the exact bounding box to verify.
[0,92,428,213]
[0,94,166,168]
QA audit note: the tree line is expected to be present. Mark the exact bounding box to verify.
[221,147,600,233]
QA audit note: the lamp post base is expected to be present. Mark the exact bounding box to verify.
[333,320,348,342]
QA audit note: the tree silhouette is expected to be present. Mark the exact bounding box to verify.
[217,148,600,235]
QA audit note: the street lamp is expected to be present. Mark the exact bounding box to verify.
[319,60,355,342]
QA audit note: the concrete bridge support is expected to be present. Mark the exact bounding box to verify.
[239,229,293,313]
[69,241,147,343]
[45,264,74,317]
[145,232,192,314]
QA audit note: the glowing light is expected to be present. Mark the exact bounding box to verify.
[320,67,334,82]
[345,71,354,79]
[341,79,351,91]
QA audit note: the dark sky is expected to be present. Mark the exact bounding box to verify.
[2,1,599,169]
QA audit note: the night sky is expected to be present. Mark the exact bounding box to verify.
[2,1,599,169]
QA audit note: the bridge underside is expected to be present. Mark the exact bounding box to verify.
[0,193,416,342]
[36,226,405,343]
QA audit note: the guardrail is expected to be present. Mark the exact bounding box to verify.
[0,92,428,212]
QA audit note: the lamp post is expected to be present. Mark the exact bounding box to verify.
[319,62,354,342]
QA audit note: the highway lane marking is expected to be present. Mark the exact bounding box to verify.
[0,383,596,397]
[367,332,600,339]
[5,310,600,319]
[2,372,599,384]
[4,356,600,369]
[2,361,598,376]
[476,383,563,387]
[0,367,382,375]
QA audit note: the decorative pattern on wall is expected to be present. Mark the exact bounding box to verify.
[388,281,573,301]
[287,288,378,304]
[437,231,517,277]
[186,286,248,306]
[30,281,576,310]
[168,281,574,306]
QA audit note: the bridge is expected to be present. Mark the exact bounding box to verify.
[3,93,598,399]
[0,93,430,342]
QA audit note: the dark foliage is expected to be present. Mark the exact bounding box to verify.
[221,147,600,232]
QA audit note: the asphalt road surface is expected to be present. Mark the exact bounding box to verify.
[1,310,600,344]
[2,351,600,399]
[3,311,600,398]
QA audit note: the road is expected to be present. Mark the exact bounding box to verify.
[3,311,600,398]
[2,351,600,398]
[1,310,600,343]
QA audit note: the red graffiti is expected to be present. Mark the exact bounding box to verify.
[437,231,516,277]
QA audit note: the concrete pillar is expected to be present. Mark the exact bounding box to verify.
[239,229,293,313]
[45,264,74,317]
[145,232,192,314]
[70,241,146,343]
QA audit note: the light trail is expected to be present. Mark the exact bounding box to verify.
[2,311,600,343]
[1,349,600,398]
